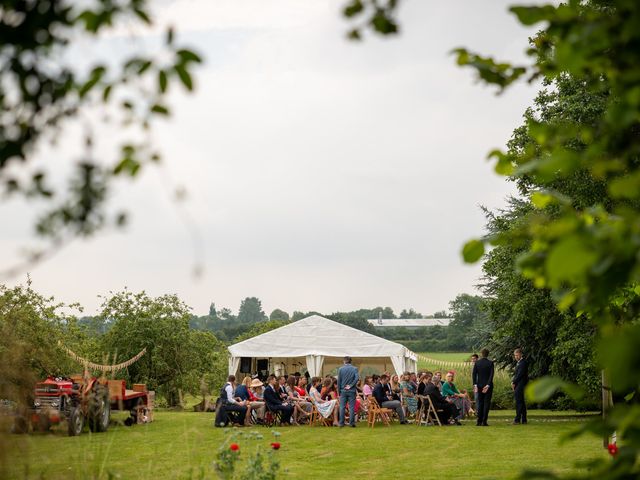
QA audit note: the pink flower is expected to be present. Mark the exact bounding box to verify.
[230,443,239,452]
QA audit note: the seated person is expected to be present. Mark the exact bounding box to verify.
[263,375,294,425]
[372,374,407,424]
[433,371,444,392]
[389,374,401,401]
[309,376,339,426]
[442,371,472,420]
[422,371,460,425]
[362,376,374,398]
[244,377,266,424]
[221,375,248,425]
[399,372,418,415]
[320,378,338,401]
[285,376,312,424]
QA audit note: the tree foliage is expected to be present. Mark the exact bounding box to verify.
[237,297,267,324]
[0,0,201,271]
[99,290,226,406]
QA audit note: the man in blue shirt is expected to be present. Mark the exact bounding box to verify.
[337,356,359,427]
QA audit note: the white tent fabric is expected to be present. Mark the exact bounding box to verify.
[227,315,417,377]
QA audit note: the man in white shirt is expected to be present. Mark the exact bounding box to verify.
[222,375,248,425]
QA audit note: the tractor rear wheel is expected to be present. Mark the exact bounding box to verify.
[67,406,84,436]
[88,385,110,433]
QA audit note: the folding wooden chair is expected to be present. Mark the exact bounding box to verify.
[367,396,393,428]
[308,401,333,427]
[263,404,283,427]
[425,395,443,426]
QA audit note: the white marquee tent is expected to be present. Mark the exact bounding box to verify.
[227,315,418,377]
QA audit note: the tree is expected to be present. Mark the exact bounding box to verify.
[209,303,217,318]
[399,308,422,319]
[99,290,226,406]
[237,297,267,324]
[0,0,201,275]
[269,308,290,321]
[233,320,289,344]
[345,1,640,475]
[447,294,487,351]
[0,280,91,405]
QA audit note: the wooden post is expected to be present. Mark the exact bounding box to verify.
[602,369,613,448]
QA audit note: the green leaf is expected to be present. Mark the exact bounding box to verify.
[151,104,170,115]
[545,235,597,286]
[177,49,202,64]
[462,239,485,263]
[102,84,112,102]
[174,64,193,91]
[134,8,152,25]
[509,6,556,26]
[343,0,364,18]
[138,60,152,75]
[531,191,554,209]
[158,70,168,94]
[525,376,583,403]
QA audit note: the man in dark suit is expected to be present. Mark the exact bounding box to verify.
[422,371,460,425]
[372,374,407,424]
[512,348,529,424]
[263,375,294,424]
[472,348,494,426]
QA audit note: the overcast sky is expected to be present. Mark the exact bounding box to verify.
[0,0,539,317]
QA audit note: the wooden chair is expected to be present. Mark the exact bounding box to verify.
[263,404,283,427]
[308,402,333,427]
[366,396,393,428]
[425,395,443,426]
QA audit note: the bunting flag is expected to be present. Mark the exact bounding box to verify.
[59,342,147,372]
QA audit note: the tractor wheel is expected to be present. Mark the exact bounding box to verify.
[12,415,29,434]
[67,406,84,436]
[88,385,110,433]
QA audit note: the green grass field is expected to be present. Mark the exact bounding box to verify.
[2,410,606,480]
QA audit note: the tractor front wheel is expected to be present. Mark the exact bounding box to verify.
[67,406,84,436]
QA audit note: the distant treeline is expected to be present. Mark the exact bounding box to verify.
[78,296,483,352]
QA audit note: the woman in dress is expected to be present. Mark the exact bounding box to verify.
[442,371,471,419]
[389,374,401,401]
[309,376,339,426]
[244,378,266,424]
[362,376,374,398]
[399,372,418,415]
[285,375,312,424]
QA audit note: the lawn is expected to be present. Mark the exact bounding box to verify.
[418,352,473,363]
[2,410,606,479]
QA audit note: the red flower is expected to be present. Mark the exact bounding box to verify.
[607,443,618,456]
[230,443,240,452]
[270,442,281,450]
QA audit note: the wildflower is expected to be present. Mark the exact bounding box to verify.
[230,443,239,452]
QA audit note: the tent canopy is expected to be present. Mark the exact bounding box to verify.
[227,314,417,377]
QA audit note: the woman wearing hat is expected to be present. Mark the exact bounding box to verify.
[238,377,266,425]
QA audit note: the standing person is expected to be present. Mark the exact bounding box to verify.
[512,348,529,424]
[472,348,494,426]
[337,356,359,427]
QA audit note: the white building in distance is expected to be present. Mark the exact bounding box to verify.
[367,317,451,329]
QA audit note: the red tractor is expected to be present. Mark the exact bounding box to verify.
[21,375,151,435]
[14,346,152,435]
[20,375,110,436]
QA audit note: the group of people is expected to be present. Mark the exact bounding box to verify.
[215,348,529,428]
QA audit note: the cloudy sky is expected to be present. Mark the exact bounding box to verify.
[0,0,539,317]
